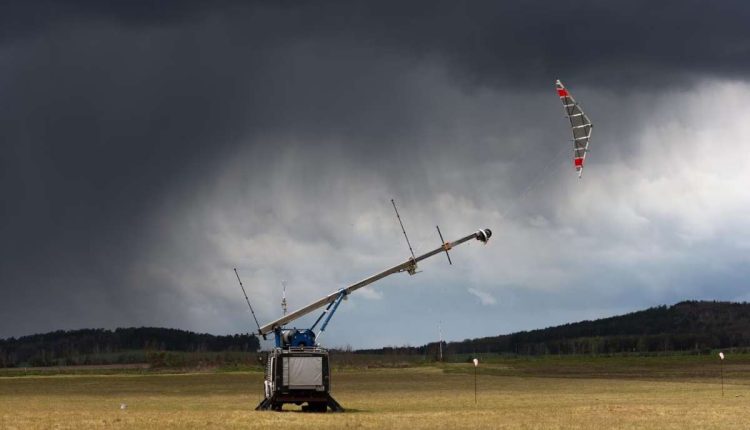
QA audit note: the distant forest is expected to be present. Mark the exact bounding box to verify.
[358,301,750,357]
[0,327,259,367]
[5,301,750,368]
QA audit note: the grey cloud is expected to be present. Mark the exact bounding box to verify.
[2,1,749,345]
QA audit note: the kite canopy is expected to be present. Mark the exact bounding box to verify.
[556,80,593,178]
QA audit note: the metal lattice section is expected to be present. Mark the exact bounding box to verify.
[556,80,593,178]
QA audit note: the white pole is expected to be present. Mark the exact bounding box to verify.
[719,351,725,397]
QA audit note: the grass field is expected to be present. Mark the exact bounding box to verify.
[2,355,749,429]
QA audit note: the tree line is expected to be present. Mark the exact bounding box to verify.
[357,301,750,357]
[0,327,259,367]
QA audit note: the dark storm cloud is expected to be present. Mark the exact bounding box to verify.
[3,1,750,86]
[1,0,749,340]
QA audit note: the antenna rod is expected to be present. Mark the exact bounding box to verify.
[436,225,453,265]
[281,280,288,316]
[234,268,262,334]
[391,198,416,260]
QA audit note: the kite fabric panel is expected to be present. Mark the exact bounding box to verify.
[556,80,593,178]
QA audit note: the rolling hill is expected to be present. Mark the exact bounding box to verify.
[358,300,750,356]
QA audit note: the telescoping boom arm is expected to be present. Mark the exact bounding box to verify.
[258,228,491,336]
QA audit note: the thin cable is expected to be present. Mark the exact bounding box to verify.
[234,268,262,333]
[391,198,416,260]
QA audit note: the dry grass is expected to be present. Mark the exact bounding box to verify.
[1,363,748,429]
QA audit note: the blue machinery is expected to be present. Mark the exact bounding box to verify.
[238,220,492,412]
[270,291,346,348]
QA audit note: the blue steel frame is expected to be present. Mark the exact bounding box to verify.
[274,289,348,348]
[314,289,347,335]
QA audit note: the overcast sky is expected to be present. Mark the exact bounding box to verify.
[2,1,749,348]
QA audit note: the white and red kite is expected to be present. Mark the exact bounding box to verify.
[556,80,593,178]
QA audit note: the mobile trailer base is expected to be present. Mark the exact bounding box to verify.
[255,393,344,412]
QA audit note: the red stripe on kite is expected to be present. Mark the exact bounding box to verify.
[557,89,569,97]
[574,158,584,167]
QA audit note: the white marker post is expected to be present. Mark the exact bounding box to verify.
[473,358,479,404]
[719,351,725,397]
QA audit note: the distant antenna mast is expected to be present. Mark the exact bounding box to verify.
[233,268,262,334]
[438,320,443,362]
[281,280,288,316]
[391,198,418,275]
